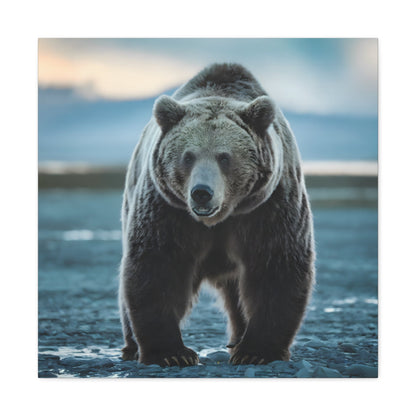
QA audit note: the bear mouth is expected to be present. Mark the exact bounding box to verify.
[192,206,219,217]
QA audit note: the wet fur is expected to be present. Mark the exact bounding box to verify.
[119,63,315,366]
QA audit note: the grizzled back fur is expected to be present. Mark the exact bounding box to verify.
[174,63,267,101]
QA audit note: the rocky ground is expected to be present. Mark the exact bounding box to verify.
[38,189,378,378]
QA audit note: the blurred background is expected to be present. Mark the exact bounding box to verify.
[38,39,378,378]
[38,38,377,166]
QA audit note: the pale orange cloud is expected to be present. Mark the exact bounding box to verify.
[347,39,378,92]
[38,40,200,100]
[38,39,378,115]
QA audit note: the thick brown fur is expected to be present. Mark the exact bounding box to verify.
[119,63,315,367]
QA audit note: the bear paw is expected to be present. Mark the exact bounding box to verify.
[140,347,199,367]
[229,346,290,365]
[121,346,139,361]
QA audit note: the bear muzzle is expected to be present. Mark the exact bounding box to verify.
[191,185,219,217]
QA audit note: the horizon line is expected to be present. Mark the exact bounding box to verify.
[38,160,378,177]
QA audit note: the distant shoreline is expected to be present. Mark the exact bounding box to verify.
[38,160,378,176]
[38,161,377,190]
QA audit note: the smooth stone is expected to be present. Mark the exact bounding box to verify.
[358,349,371,361]
[144,364,161,370]
[312,366,343,378]
[294,359,313,370]
[244,368,257,377]
[89,358,114,368]
[304,340,326,348]
[204,365,220,373]
[199,356,214,365]
[345,364,378,378]
[295,368,313,378]
[114,362,137,371]
[206,351,230,363]
[340,343,358,353]
[59,357,84,367]
[334,355,346,364]
[328,362,346,372]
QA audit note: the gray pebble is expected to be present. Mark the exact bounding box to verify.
[328,362,346,372]
[358,349,371,361]
[89,358,114,368]
[59,357,84,367]
[145,364,161,370]
[40,354,60,362]
[334,354,346,364]
[113,362,136,371]
[295,367,312,377]
[294,359,313,370]
[340,343,358,353]
[199,356,214,365]
[312,366,343,378]
[304,340,326,348]
[206,351,230,363]
[345,364,377,378]
[244,368,257,377]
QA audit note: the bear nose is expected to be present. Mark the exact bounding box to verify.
[191,185,213,205]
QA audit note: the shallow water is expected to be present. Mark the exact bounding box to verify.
[38,189,378,378]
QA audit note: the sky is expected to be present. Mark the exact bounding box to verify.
[38,38,377,116]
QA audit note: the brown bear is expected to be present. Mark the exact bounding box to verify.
[119,63,315,367]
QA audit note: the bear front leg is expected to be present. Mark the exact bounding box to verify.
[120,251,199,367]
[216,279,247,349]
[229,256,314,365]
[119,294,138,361]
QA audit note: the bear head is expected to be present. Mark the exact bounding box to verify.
[150,95,282,227]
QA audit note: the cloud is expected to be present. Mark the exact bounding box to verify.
[38,40,200,100]
[257,40,377,116]
[347,39,378,89]
[38,39,377,115]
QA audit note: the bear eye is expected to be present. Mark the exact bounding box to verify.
[218,152,231,167]
[183,151,195,167]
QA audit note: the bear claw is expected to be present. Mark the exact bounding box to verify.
[140,346,198,367]
[156,349,199,367]
[230,348,289,365]
[240,355,250,364]
[230,353,268,365]
[249,356,258,364]
[171,356,180,366]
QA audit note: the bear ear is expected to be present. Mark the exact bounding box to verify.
[240,96,275,136]
[153,95,186,133]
